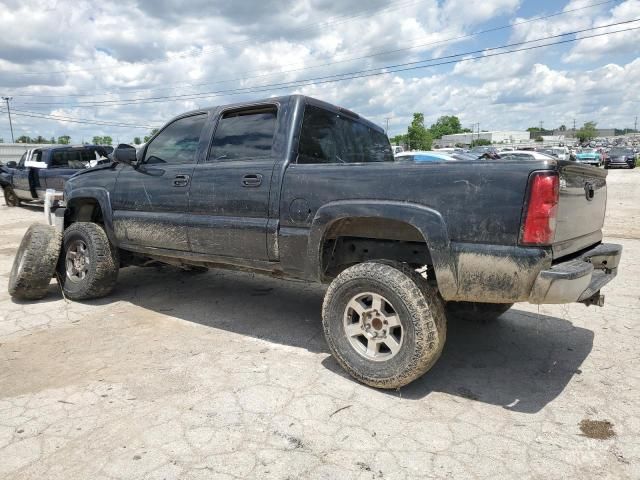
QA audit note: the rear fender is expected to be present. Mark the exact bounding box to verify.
[306,200,457,298]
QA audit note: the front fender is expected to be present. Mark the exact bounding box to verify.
[64,187,117,245]
[306,200,457,299]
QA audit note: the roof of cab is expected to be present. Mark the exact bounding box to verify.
[173,95,385,134]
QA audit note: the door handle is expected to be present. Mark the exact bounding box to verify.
[242,174,263,187]
[173,174,191,187]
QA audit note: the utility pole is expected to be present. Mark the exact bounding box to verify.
[384,117,391,135]
[2,97,14,143]
[635,115,638,133]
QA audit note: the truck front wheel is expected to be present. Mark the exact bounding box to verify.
[445,301,513,324]
[3,186,20,207]
[57,222,119,300]
[322,261,447,389]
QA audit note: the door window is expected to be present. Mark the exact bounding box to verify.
[144,114,207,165]
[209,107,277,161]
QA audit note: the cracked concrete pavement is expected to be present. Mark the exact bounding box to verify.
[0,169,638,479]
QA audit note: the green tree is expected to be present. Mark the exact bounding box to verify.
[92,136,103,145]
[527,127,542,133]
[17,135,31,143]
[144,128,159,143]
[558,125,567,131]
[102,136,113,145]
[35,135,47,143]
[576,121,597,142]
[57,135,71,144]
[133,136,141,145]
[50,136,56,144]
[429,115,463,139]
[407,113,432,150]
[470,139,491,147]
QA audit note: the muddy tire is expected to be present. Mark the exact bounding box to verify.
[57,222,119,300]
[3,186,20,207]
[8,224,62,300]
[446,301,513,324]
[322,261,447,389]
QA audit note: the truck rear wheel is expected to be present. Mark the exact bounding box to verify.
[3,186,20,207]
[57,222,119,300]
[9,224,62,300]
[446,301,513,324]
[322,261,447,389]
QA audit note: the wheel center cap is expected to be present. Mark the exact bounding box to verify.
[371,318,383,330]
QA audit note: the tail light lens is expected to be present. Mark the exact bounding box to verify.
[520,172,559,246]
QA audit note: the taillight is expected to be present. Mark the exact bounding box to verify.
[520,172,559,245]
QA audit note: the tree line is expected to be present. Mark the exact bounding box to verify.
[389,114,472,150]
[1,129,160,146]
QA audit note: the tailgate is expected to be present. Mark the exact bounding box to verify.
[553,161,607,259]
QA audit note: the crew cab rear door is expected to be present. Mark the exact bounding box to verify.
[187,104,280,261]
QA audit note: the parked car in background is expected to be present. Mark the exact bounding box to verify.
[469,146,501,159]
[575,148,602,167]
[391,145,404,155]
[395,150,457,162]
[605,148,637,169]
[0,145,110,206]
[499,150,557,161]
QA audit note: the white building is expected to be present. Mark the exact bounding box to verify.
[0,143,40,164]
[437,131,530,147]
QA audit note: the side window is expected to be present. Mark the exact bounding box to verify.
[30,151,43,164]
[209,107,277,161]
[145,114,207,165]
[297,105,393,164]
[18,152,26,168]
[51,150,73,168]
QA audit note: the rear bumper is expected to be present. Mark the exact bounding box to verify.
[529,243,622,304]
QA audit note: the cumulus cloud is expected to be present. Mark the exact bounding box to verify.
[0,0,637,142]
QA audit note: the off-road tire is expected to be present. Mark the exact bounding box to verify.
[57,222,119,300]
[446,301,513,324]
[322,261,447,389]
[3,186,20,207]
[8,224,62,300]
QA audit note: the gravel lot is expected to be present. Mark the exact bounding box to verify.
[0,169,638,479]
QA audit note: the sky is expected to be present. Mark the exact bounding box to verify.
[0,0,638,143]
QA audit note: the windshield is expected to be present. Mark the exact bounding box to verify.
[581,148,595,153]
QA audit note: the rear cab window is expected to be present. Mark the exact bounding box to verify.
[297,104,393,164]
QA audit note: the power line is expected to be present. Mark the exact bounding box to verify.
[15,19,639,109]
[6,0,617,99]
[3,24,637,130]
[0,109,157,129]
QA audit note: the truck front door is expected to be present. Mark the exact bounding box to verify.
[111,113,208,251]
[188,105,279,261]
[11,152,32,199]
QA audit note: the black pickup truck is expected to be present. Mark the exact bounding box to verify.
[0,145,110,206]
[9,95,622,389]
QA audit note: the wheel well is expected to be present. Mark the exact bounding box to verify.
[65,198,103,226]
[320,218,433,280]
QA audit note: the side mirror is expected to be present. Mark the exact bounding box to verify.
[112,144,137,166]
[6,161,17,168]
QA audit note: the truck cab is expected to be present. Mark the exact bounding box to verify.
[1,145,110,205]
